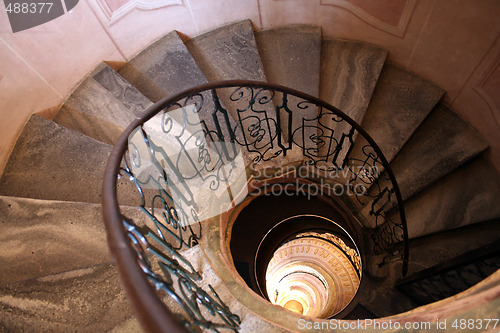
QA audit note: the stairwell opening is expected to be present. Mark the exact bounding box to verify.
[228,180,363,319]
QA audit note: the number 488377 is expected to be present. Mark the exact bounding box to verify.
[451,318,498,330]
[6,2,54,14]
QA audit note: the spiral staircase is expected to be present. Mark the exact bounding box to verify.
[1,20,499,332]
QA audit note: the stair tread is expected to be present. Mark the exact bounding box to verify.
[54,62,151,145]
[393,155,500,238]
[255,25,321,96]
[406,220,500,276]
[119,31,209,102]
[389,103,489,200]
[255,25,321,144]
[0,196,149,284]
[317,38,387,166]
[119,30,242,158]
[0,115,138,205]
[185,20,267,82]
[320,38,387,125]
[186,20,291,167]
[351,63,445,164]
[0,263,135,332]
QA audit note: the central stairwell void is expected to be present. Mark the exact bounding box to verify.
[1,20,500,332]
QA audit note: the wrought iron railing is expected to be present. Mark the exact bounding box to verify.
[102,81,408,332]
[396,241,500,306]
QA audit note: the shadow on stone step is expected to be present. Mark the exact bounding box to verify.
[0,264,135,332]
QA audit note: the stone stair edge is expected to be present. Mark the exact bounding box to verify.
[254,24,322,35]
[0,194,147,211]
[0,262,136,333]
[2,19,498,331]
[379,101,490,202]
[322,36,389,54]
[0,261,117,287]
[55,62,113,112]
[185,19,253,42]
[383,61,445,95]
[433,101,490,147]
[125,30,186,63]
[392,151,497,208]
[30,114,114,147]
[0,114,110,180]
[125,20,324,59]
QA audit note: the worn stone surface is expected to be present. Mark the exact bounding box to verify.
[320,39,386,130]
[0,196,110,284]
[350,63,445,164]
[317,39,387,166]
[120,31,241,157]
[383,103,488,200]
[0,116,138,205]
[54,63,151,145]
[390,156,500,238]
[185,20,266,83]
[186,20,290,167]
[0,264,135,332]
[0,196,149,285]
[407,219,500,275]
[119,31,210,102]
[256,25,321,97]
[255,25,321,144]
[357,218,500,317]
[359,220,500,317]
[110,317,143,332]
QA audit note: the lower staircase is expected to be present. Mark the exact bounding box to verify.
[1,20,499,332]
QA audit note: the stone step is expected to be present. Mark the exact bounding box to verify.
[356,270,417,318]
[357,220,500,317]
[54,63,151,145]
[318,39,387,165]
[379,103,488,200]
[118,31,210,103]
[185,20,267,84]
[185,20,291,168]
[350,63,445,165]
[396,240,500,306]
[0,263,136,332]
[0,115,138,205]
[119,31,238,152]
[389,155,500,239]
[0,196,149,285]
[255,25,321,142]
[0,196,110,285]
[407,219,500,276]
[256,25,321,97]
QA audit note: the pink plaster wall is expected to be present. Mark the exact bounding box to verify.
[0,0,499,173]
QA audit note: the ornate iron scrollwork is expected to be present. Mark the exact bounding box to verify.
[104,81,408,332]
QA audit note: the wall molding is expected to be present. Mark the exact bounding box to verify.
[319,0,417,38]
[94,0,183,25]
[475,54,500,128]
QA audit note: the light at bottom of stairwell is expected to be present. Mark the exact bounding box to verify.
[265,232,361,318]
[284,299,304,314]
